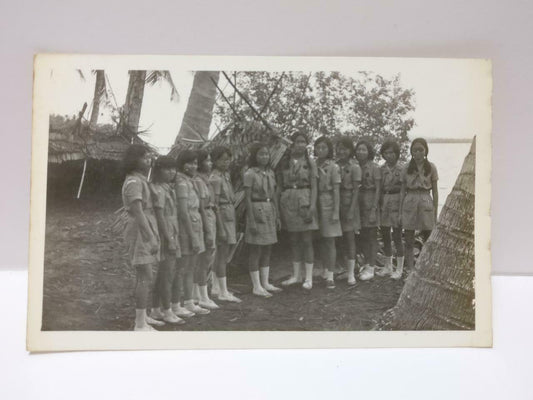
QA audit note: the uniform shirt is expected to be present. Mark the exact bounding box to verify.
[338,159,362,190]
[175,172,201,212]
[317,159,341,192]
[150,182,179,238]
[243,167,276,199]
[381,162,403,192]
[194,173,216,208]
[278,156,318,189]
[209,170,235,205]
[122,172,153,212]
[402,162,439,190]
[359,160,381,190]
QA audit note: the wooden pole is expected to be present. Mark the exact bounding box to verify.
[76,159,88,199]
[210,76,242,120]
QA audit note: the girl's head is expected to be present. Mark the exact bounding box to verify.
[355,139,375,163]
[380,139,401,165]
[289,130,309,157]
[314,136,334,160]
[123,144,151,174]
[407,137,431,176]
[248,142,270,168]
[336,135,355,160]
[196,149,212,174]
[153,156,176,183]
[410,138,429,162]
[211,146,232,172]
[176,149,198,176]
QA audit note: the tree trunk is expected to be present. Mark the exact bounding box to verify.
[89,70,105,129]
[378,138,476,330]
[175,71,219,143]
[124,70,146,136]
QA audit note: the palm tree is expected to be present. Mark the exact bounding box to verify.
[378,138,476,330]
[89,70,106,128]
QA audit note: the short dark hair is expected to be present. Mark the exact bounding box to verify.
[176,149,197,171]
[122,144,149,175]
[211,146,232,165]
[380,139,400,160]
[248,142,270,168]
[355,139,375,161]
[314,136,334,159]
[336,136,355,158]
[196,149,210,173]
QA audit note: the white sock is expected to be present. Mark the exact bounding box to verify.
[347,259,355,277]
[249,270,263,291]
[135,309,146,327]
[304,263,313,282]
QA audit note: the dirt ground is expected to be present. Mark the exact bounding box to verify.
[42,203,406,332]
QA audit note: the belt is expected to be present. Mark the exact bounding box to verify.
[383,189,401,194]
[407,188,430,193]
[283,185,310,190]
[252,198,272,203]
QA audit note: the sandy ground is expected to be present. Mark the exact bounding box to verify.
[42,205,406,331]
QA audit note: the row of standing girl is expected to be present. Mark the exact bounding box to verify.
[121,135,438,331]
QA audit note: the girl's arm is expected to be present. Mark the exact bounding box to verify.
[244,186,258,234]
[349,184,359,218]
[400,181,406,218]
[310,169,318,214]
[332,182,340,221]
[177,195,200,253]
[154,207,175,252]
[129,200,158,253]
[274,174,281,230]
[211,177,227,241]
[432,179,439,223]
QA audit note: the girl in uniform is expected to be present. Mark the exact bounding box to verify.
[210,146,241,303]
[355,139,381,281]
[149,156,184,324]
[121,144,163,331]
[243,142,281,297]
[192,149,219,309]
[376,140,405,279]
[278,131,318,290]
[314,136,342,289]
[400,138,439,274]
[336,136,361,285]
[173,150,210,316]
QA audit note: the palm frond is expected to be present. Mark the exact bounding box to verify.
[146,70,180,102]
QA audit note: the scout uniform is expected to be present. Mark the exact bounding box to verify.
[193,173,217,249]
[380,162,404,228]
[175,172,205,255]
[122,172,160,265]
[316,159,342,238]
[243,167,278,245]
[401,162,439,231]
[150,182,181,259]
[338,158,362,232]
[358,160,381,228]
[277,157,319,232]
[210,169,237,245]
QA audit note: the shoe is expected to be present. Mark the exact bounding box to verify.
[259,267,282,292]
[134,324,156,331]
[172,304,195,318]
[281,276,303,286]
[263,283,282,293]
[218,292,242,303]
[162,309,185,325]
[326,279,335,289]
[149,308,165,321]
[359,265,375,281]
[391,256,404,280]
[145,315,165,326]
[184,302,210,315]
[347,275,357,286]
[375,265,392,277]
[199,298,220,310]
[302,280,313,290]
[252,287,272,298]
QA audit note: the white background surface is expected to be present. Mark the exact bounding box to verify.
[3,272,531,400]
[1,1,531,397]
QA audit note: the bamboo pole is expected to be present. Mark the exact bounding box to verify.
[76,159,88,199]
[210,76,242,120]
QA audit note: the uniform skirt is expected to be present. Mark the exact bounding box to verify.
[359,189,380,228]
[217,203,237,245]
[401,190,435,231]
[245,201,277,245]
[380,193,401,228]
[124,211,160,266]
[203,208,217,249]
[318,191,342,238]
[179,211,206,256]
[279,188,318,232]
[339,189,361,233]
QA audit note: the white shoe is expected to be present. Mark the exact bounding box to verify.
[218,292,242,303]
[302,280,313,290]
[199,298,220,310]
[282,262,303,286]
[375,265,392,277]
[162,309,185,325]
[391,256,404,280]
[281,275,303,286]
[172,304,195,318]
[149,308,165,321]
[145,315,165,326]
[263,282,282,292]
[134,324,156,331]
[260,267,282,292]
[185,302,210,315]
[253,287,273,298]
[359,265,375,281]
[347,275,357,285]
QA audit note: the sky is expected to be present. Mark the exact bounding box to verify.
[48,61,486,154]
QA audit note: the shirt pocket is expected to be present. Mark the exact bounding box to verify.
[220,204,235,222]
[252,203,267,223]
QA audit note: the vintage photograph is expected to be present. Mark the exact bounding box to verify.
[27,55,492,351]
